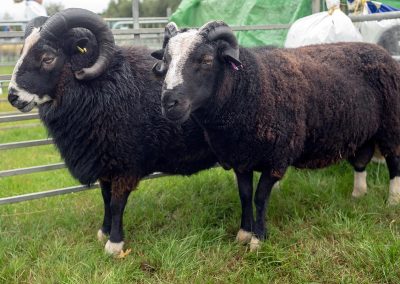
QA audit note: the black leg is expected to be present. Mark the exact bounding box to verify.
[109,190,130,243]
[253,171,279,241]
[104,176,138,254]
[385,155,400,205]
[99,180,112,236]
[235,170,254,235]
[348,141,374,198]
[348,141,375,172]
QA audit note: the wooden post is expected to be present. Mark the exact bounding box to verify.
[312,0,321,13]
[132,0,140,39]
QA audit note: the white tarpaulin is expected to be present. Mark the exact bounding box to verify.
[285,0,363,48]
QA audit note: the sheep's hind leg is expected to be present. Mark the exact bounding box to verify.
[348,141,374,198]
[104,186,131,255]
[97,180,112,242]
[234,170,254,245]
[385,156,400,205]
[251,171,281,252]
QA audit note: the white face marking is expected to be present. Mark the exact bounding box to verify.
[8,28,52,109]
[164,29,202,90]
[388,177,400,205]
[352,171,367,198]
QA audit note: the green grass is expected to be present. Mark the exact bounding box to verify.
[1,124,400,283]
[1,65,13,111]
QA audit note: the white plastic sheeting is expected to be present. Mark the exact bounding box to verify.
[285,0,363,48]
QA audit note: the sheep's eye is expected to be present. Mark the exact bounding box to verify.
[42,56,55,65]
[201,55,213,65]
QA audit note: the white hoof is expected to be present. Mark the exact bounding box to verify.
[352,186,367,198]
[388,178,400,206]
[97,229,108,242]
[352,171,367,198]
[105,240,124,255]
[236,229,252,244]
[249,236,261,252]
[272,181,280,190]
[388,194,400,206]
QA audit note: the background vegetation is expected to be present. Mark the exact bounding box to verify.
[103,0,182,17]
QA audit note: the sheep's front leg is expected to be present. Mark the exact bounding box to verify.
[104,177,137,255]
[104,189,131,255]
[234,170,254,245]
[386,156,400,205]
[251,171,281,251]
[97,180,112,242]
[348,141,374,198]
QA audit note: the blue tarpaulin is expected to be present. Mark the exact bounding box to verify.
[347,0,400,13]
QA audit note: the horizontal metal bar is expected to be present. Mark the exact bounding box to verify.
[0,172,169,205]
[0,113,39,123]
[0,111,38,116]
[0,31,23,38]
[104,17,168,22]
[0,17,168,25]
[0,184,99,205]
[0,24,297,39]
[0,139,53,150]
[0,163,65,178]
[231,24,292,31]
[112,28,163,35]
[349,11,400,22]
[0,75,11,81]
[0,123,41,130]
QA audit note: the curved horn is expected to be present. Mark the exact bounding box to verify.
[163,22,179,48]
[199,21,242,69]
[199,21,238,50]
[24,16,49,38]
[40,8,115,80]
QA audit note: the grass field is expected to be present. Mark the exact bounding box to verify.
[1,66,400,283]
[1,112,400,283]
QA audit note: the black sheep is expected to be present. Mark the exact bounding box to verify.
[155,21,400,251]
[7,10,216,255]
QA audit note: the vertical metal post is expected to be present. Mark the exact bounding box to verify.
[132,0,140,39]
[312,0,321,13]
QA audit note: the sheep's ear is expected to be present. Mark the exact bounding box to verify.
[151,49,164,60]
[165,23,179,40]
[222,47,242,70]
[152,61,167,77]
[65,37,90,55]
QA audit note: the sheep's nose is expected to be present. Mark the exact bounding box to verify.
[8,88,19,104]
[162,90,180,111]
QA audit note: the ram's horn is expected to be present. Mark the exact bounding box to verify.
[24,16,49,38]
[40,8,115,80]
[163,22,179,48]
[200,21,238,51]
[199,21,240,66]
